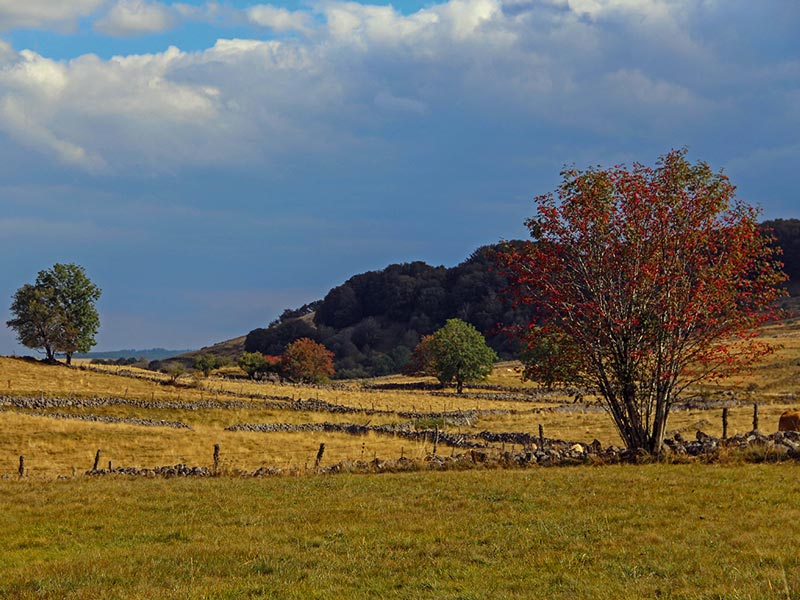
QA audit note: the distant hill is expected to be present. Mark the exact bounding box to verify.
[164,336,247,367]
[76,348,193,361]
[243,243,534,378]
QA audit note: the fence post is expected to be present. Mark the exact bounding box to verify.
[18,455,24,478]
[433,425,439,456]
[538,424,545,451]
[213,444,220,475]
[753,403,759,432]
[722,407,729,439]
[93,449,101,471]
[315,443,326,469]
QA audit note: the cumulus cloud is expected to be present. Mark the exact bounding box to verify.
[0,0,105,31]
[94,0,175,36]
[0,0,794,177]
[247,5,314,35]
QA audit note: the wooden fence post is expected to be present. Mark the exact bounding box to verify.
[93,449,101,471]
[433,425,439,456]
[315,443,326,469]
[753,403,759,432]
[538,424,545,451]
[722,407,729,439]
[213,444,220,475]
[18,455,24,478]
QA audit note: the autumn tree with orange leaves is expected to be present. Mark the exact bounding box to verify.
[500,150,786,453]
[281,338,335,384]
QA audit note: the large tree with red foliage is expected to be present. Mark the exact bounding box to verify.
[281,338,335,384]
[501,150,786,453]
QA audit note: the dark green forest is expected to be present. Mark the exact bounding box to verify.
[245,244,532,378]
[763,218,800,296]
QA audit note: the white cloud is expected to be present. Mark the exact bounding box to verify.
[0,0,793,177]
[95,0,175,36]
[0,0,104,31]
[247,5,314,34]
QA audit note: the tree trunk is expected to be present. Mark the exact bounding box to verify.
[456,377,463,394]
[66,353,72,366]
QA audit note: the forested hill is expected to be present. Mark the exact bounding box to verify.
[242,221,800,379]
[245,244,533,378]
[763,219,800,296]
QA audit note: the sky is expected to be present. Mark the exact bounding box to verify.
[0,0,798,354]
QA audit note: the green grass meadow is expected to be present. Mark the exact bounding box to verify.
[2,464,800,599]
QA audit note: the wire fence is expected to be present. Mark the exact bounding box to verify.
[0,436,446,478]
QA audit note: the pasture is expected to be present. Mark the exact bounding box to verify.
[1,317,799,598]
[2,466,800,599]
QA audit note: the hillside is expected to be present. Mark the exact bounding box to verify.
[154,335,247,369]
[243,244,533,378]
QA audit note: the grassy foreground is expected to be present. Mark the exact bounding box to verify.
[1,464,799,599]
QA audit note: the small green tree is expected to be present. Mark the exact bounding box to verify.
[166,363,186,383]
[7,263,101,364]
[238,352,268,379]
[194,354,227,377]
[430,319,496,393]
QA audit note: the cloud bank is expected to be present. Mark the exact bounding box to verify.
[0,0,794,178]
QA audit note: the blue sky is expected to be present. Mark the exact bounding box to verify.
[1,0,798,354]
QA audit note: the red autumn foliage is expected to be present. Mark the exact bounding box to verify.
[499,149,787,452]
[281,338,335,384]
[403,335,437,377]
[263,355,282,370]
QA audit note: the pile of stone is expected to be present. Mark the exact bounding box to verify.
[429,390,543,403]
[86,464,211,477]
[224,421,482,448]
[664,429,800,457]
[0,394,255,412]
[13,410,191,429]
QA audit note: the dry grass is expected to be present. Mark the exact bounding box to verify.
[2,317,800,477]
[0,411,427,476]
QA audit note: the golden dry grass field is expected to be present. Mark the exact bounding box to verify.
[1,316,799,478]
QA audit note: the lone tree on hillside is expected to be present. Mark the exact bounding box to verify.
[238,352,281,380]
[193,354,229,377]
[7,263,101,364]
[425,319,496,393]
[238,352,269,379]
[281,338,335,384]
[500,149,786,453]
